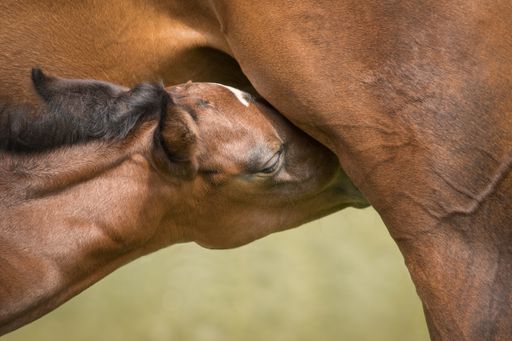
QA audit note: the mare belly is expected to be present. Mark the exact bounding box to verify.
[0,1,250,106]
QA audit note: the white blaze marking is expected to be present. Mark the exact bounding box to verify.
[214,83,251,107]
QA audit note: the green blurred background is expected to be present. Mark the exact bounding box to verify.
[4,208,429,341]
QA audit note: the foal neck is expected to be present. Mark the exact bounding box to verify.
[0,123,178,335]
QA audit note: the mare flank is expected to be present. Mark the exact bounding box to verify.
[1,2,512,339]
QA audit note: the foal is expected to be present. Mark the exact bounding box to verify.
[0,70,367,334]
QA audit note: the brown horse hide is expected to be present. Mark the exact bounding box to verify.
[1,1,512,339]
[0,70,366,335]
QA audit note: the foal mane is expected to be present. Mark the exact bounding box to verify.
[0,69,169,153]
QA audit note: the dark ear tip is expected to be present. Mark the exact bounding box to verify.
[31,68,45,85]
[31,68,56,101]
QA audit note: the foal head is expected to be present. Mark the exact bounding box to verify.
[1,70,367,252]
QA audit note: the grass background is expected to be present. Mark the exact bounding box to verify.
[4,208,429,341]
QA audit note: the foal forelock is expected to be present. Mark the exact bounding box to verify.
[0,69,170,153]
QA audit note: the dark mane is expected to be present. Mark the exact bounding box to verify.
[0,69,169,153]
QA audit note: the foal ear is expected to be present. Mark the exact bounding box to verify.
[31,68,59,102]
[25,68,170,150]
[155,103,199,180]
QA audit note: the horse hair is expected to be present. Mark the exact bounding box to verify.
[0,69,169,153]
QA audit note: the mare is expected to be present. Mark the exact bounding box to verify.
[2,2,512,339]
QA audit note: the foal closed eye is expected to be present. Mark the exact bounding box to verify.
[259,147,284,174]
